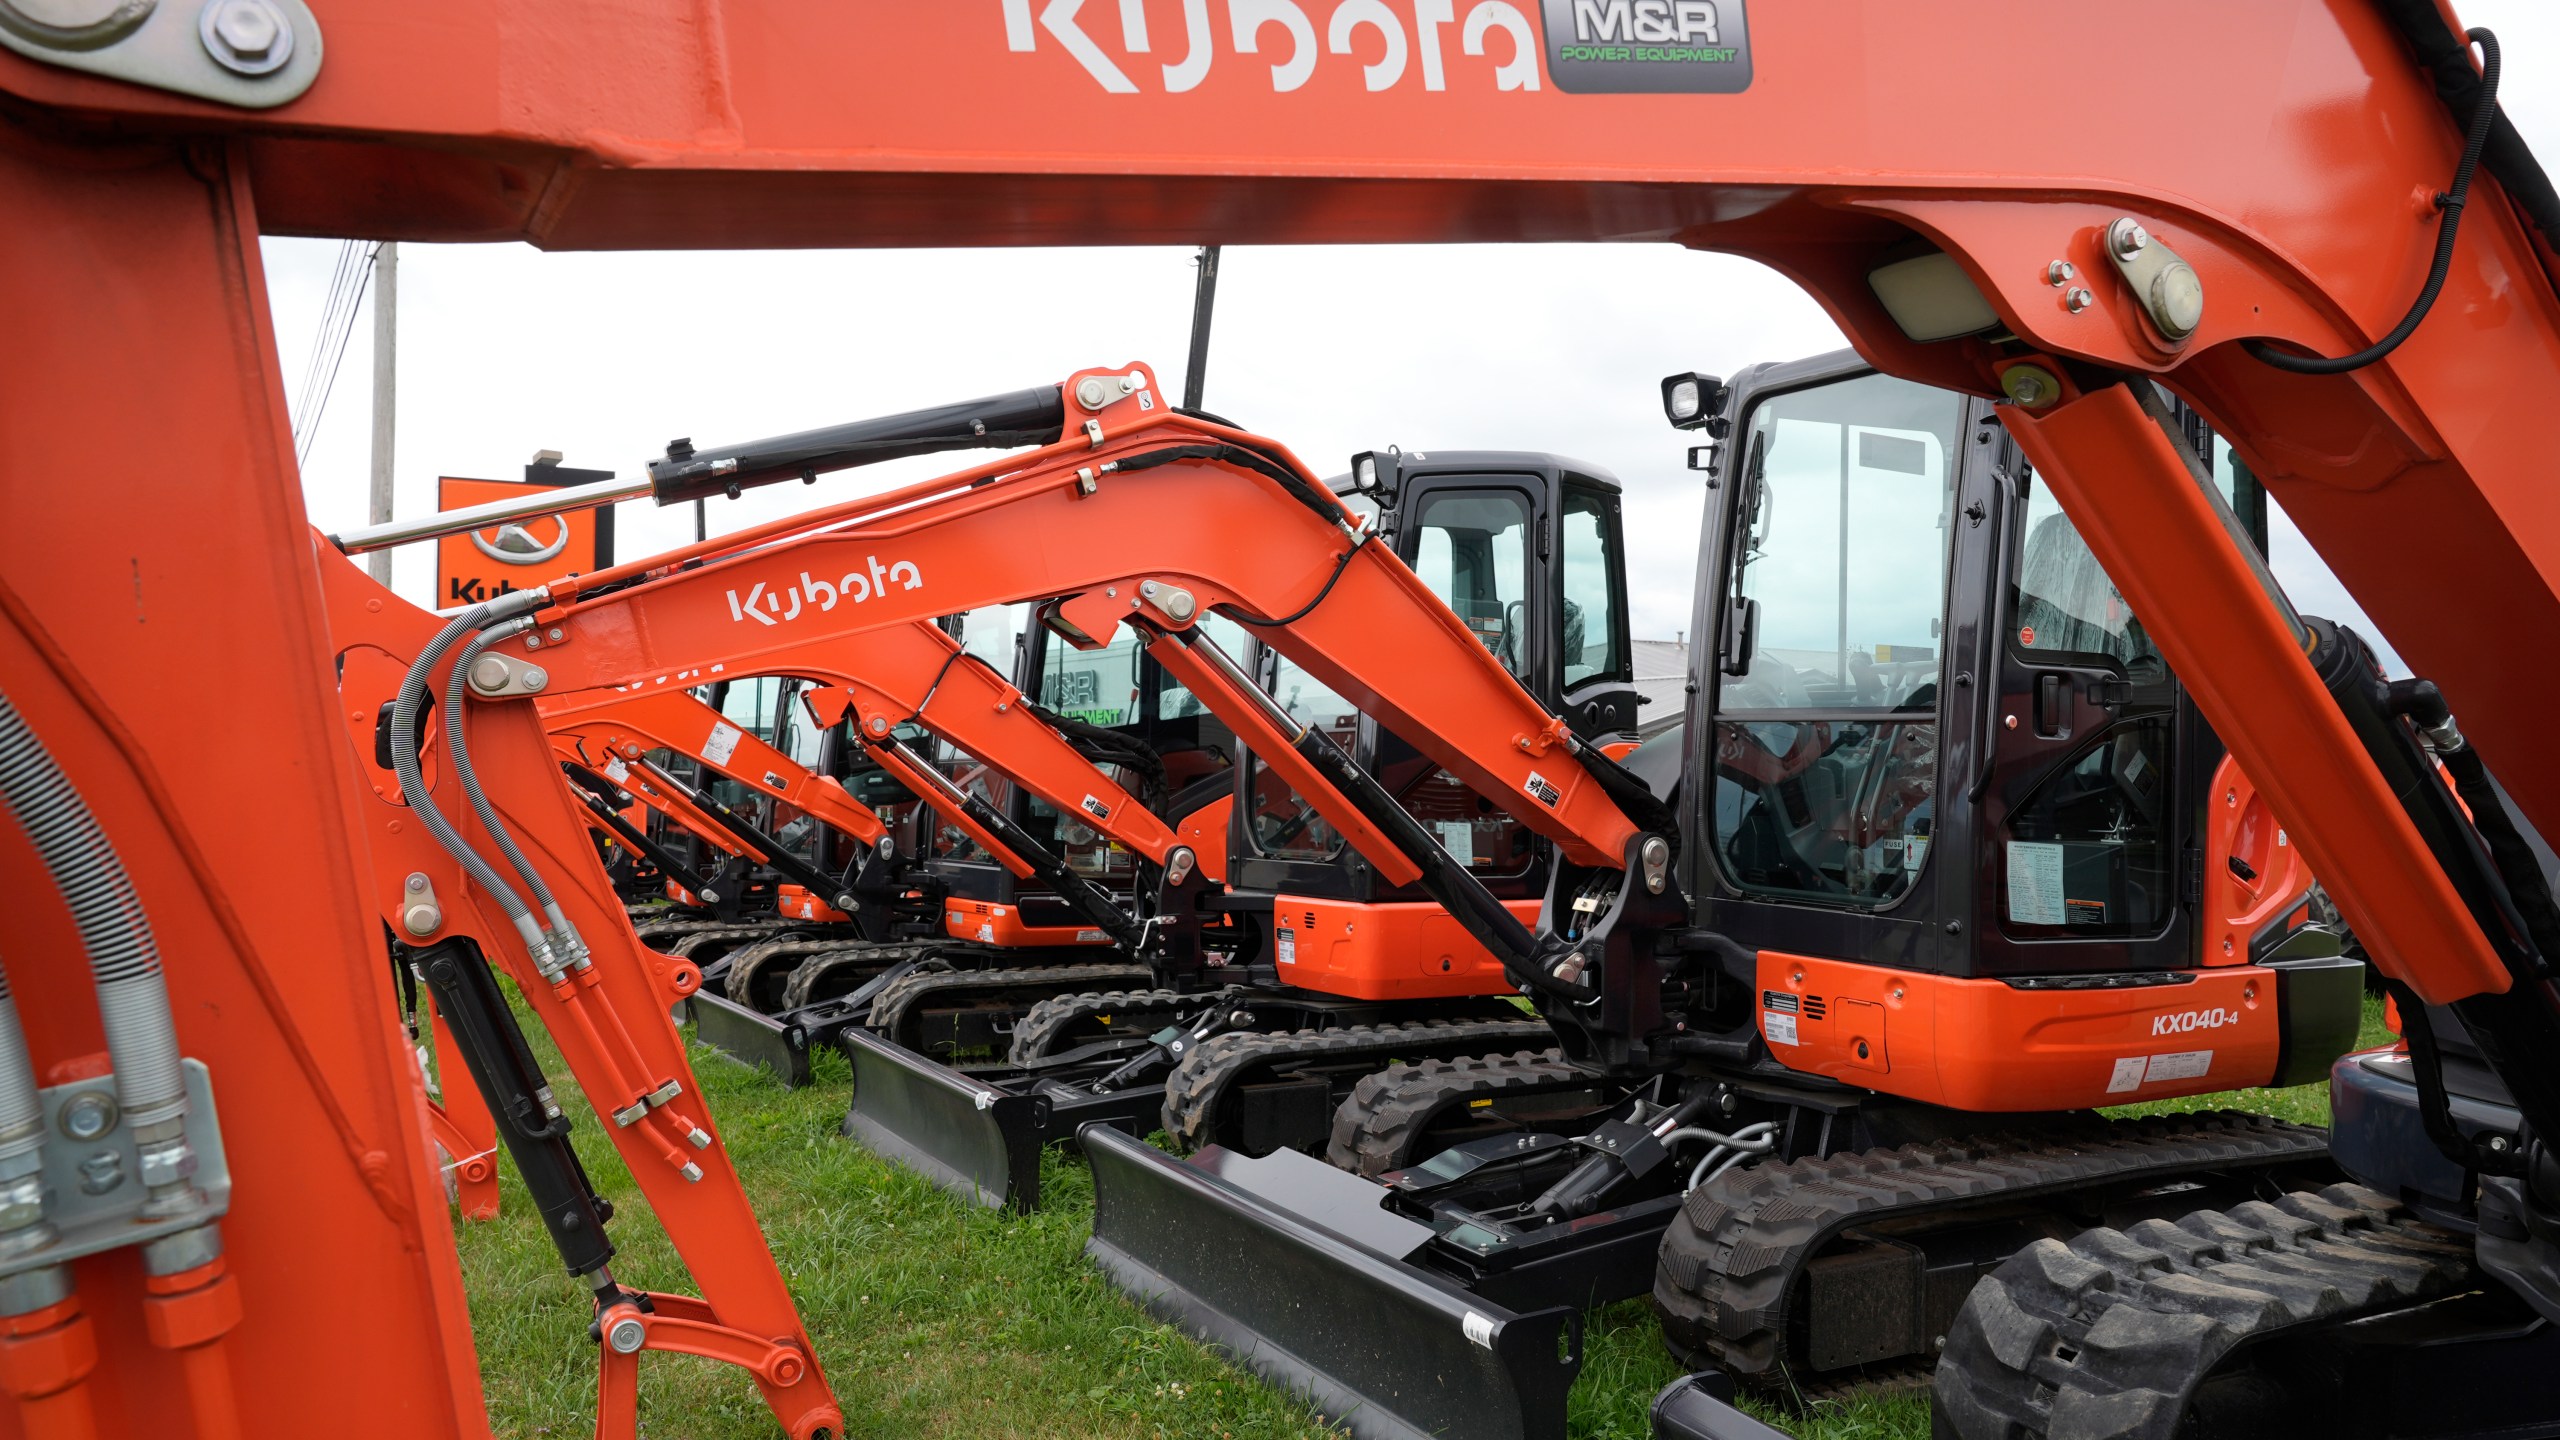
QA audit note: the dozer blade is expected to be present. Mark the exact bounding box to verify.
[839,1026,1169,1210]
[688,989,815,1087]
[1083,1125,1579,1440]
[842,1026,1049,1208]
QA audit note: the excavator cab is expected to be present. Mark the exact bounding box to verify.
[1692,351,2336,1002]
[1229,453,1638,947]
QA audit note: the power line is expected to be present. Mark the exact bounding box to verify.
[291,240,381,466]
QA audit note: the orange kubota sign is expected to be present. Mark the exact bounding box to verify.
[436,465,615,609]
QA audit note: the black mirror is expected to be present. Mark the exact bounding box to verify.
[1720,596,1759,678]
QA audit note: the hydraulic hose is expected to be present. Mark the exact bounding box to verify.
[390,597,551,960]
[0,951,65,1319]
[445,620,579,949]
[0,961,42,1188]
[2246,28,2500,375]
[0,692,187,1147]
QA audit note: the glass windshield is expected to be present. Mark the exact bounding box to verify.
[1561,485,1625,687]
[1249,488,1535,874]
[1413,489,1531,673]
[1722,373,1962,714]
[1040,629,1145,726]
[1708,372,1965,908]
[956,602,1027,676]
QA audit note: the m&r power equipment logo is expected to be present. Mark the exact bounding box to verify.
[1540,0,1751,93]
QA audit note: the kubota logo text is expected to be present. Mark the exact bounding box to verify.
[726,557,923,627]
[2153,1008,2242,1037]
[1003,0,1546,94]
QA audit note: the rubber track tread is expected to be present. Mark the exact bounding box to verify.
[1161,1018,1553,1154]
[777,940,949,1011]
[1652,1111,2333,1381]
[1325,1048,1576,1176]
[867,962,1155,1045]
[1008,989,1188,1066]
[632,917,747,946]
[1932,1182,2473,1440]
[662,924,790,960]
[721,936,881,1007]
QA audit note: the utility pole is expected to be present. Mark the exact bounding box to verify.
[1183,245,1221,412]
[367,240,398,584]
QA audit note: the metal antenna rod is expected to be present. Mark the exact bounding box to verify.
[1183,245,1221,413]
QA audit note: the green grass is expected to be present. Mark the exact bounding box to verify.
[453,995,2393,1439]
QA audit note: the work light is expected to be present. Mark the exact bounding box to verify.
[1661,372,1729,434]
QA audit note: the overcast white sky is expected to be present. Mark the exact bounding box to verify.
[270,1,2560,671]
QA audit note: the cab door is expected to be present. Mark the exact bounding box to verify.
[1557,478,1641,745]
[1694,362,1970,974]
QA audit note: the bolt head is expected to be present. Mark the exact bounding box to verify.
[59,1091,117,1142]
[198,0,295,76]
[406,871,431,893]
[547,627,565,642]
[519,666,548,692]
[2045,259,2075,286]
[2065,287,2095,313]
[606,1316,648,1354]
[212,0,277,54]
[2113,219,2150,256]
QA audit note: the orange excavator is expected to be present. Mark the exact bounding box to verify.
[6,6,2559,1440]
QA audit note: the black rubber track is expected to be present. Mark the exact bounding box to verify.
[662,923,794,961]
[1654,1112,2334,1380]
[721,936,878,1008]
[866,962,1156,1065]
[632,916,756,946]
[777,939,947,1011]
[1160,1017,1554,1153]
[1324,1048,1579,1176]
[1006,987,1189,1066]
[1932,1182,2473,1440]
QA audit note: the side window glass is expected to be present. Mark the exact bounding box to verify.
[1249,647,1358,859]
[2012,479,2165,677]
[1998,718,2175,937]
[1561,486,1625,686]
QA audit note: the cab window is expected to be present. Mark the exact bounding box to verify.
[1560,485,1627,686]
[1709,372,1962,907]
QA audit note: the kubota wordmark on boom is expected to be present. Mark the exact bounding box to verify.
[10,4,2560,1440]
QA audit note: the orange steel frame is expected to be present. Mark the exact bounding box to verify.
[543,687,891,850]
[319,555,841,1439]
[2,1,2553,1434]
